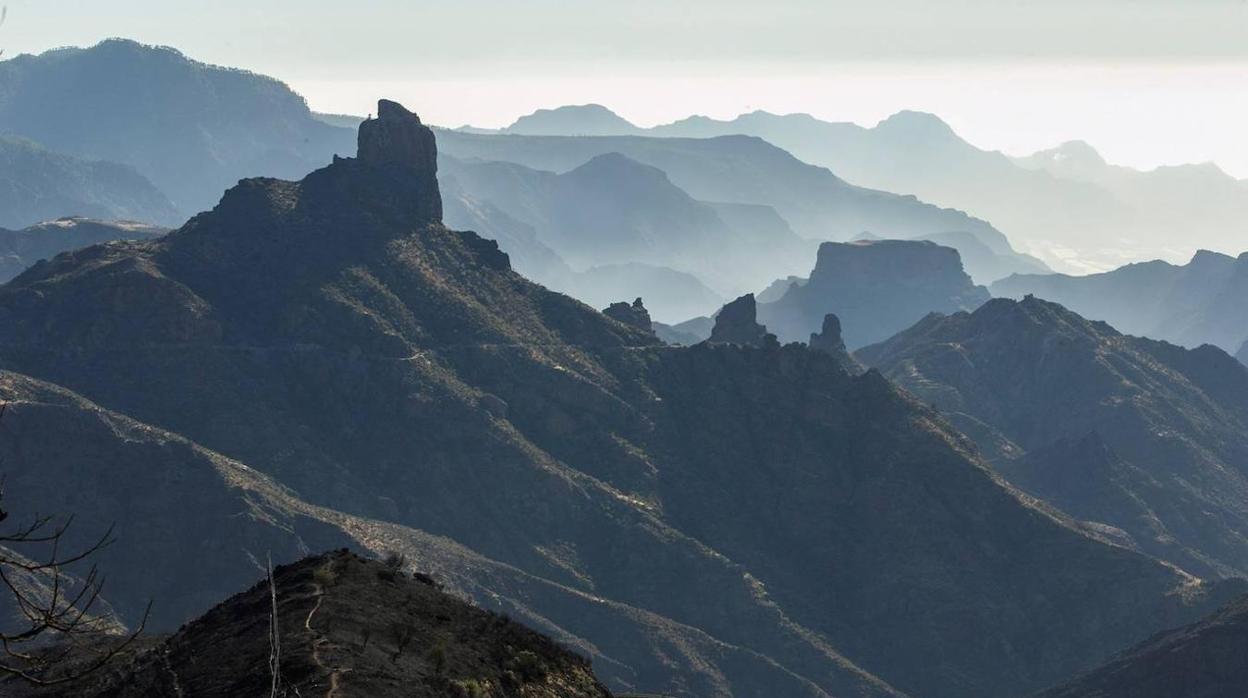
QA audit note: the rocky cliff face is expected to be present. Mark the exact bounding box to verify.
[759,239,989,348]
[1036,593,1248,698]
[858,295,1248,578]
[0,100,1241,698]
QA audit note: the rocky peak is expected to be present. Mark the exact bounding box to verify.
[352,99,443,222]
[602,297,653,333]
[709,294,773,347]
[809,313,862,373]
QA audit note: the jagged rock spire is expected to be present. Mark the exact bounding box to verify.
[709,294,774,347]
[354,99,442,222]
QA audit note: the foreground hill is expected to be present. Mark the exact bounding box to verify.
[0,136,179,229]
[0,39,355,215]
[858,296,1248,578]
[10,551,613,697]
[0,99,1241,698]
[0,217,168,282]
[758,239,989,348]
[1036,594,1248,698]
[992,250,1248,354]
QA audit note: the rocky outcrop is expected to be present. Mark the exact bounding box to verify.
[602,297,653,333]
[809,313,862,373]
[708,294,772,347]
[759,239,989,349]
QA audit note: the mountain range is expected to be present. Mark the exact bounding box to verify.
[0,39,355,216]
[992,250,1248,355]
[497,104,1248,274]
[0,100,1240,697]
[858,295,1248,578]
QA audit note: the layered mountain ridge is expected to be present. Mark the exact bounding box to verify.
[0,99,1241,698]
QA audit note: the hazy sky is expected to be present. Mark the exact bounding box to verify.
[4,0,1248,176]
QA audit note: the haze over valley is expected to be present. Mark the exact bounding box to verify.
[2,3,1248,696]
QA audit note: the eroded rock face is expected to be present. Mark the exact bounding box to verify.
[602,297,653,334]
[708,293,770,346]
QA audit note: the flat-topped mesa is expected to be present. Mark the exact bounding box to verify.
[709,293,775,347]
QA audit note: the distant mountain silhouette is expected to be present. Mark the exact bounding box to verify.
[439,150,809,308]
[0,216,168,282]
[0,39,355,215]
[435,128,1015,256]
[1036,593,1248,698]
[644,108,1241,272]
[992,250,1248,354]
[1,100,1243,698]
[758,239,989,348]
[0,136,179,229]
[859,296,1248,578]
[1239,340,1248,366]
[500,105,1243,273]
[506,104,643,136]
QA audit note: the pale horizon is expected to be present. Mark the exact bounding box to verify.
[3,0,1247,178]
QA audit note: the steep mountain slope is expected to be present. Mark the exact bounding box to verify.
[13,551,613,698]
[1036,594,1248,698]
[0,368,867,696]
[0,137,179,229]
[440,151,810,302]
[0,217,168,282]
[1238,341,1247,366]
[858,296,1248,578]
[0,39,355,214]
[0,99,1240,698]
[434,128,1013,249]
[992,250,1248,354]
[758,239,989,348]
